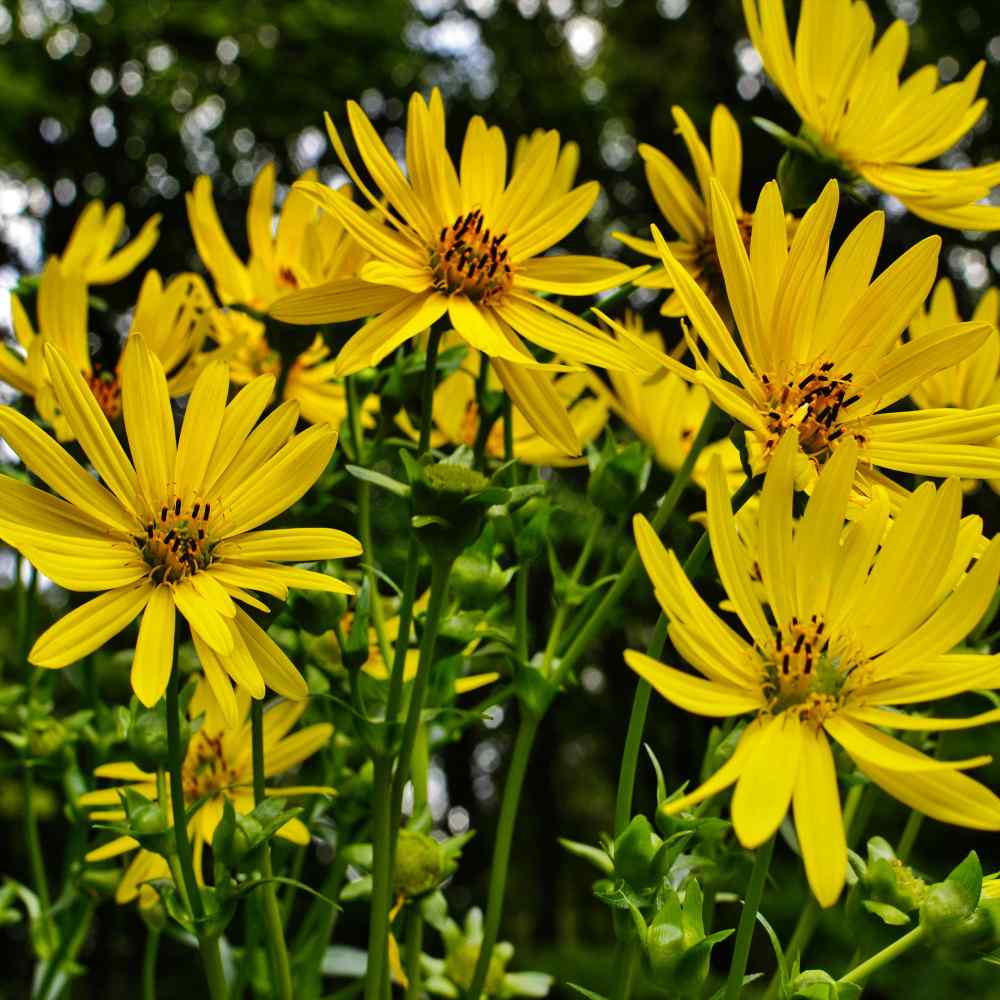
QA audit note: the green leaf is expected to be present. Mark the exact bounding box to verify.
[566,983,609,1000]
[751,117,816,155]
[345,464,410,497]
[861,900,911,927]
[947,851,984,913]
[558,837,614,875]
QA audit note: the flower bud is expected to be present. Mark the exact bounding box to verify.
[450,549,516,609]
[614,816,663,890]
[394,829,447,897]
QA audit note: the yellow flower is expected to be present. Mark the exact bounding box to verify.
[653,178,1000,498]
[595,313,741,483]
[60,200,161,284]
[629,431,1000,908]
[398,336,608,466]
[615,105,784,318]
[1,261,210,436]
[271,90,651,454]
[187,163,372,427]
[79,679,333,907]
[744,0,1000,229]
[0,335,360,724]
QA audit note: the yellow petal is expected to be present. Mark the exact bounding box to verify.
[173,578,234,655]
[174,360,230,500]
[625,649,761,716]
[216,528,362,562]
[234,608,308,700]
[131,584,176,708]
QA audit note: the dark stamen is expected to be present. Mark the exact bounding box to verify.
[191,502,200,520]
[203,504,211,521]
[174,498,182,516]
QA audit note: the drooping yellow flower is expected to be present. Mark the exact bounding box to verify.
[629,431,1000,907]
[654,178,1000,498]
[744,0,1000,229]
[398,337,608,466]
[187,163,371,427]
[0,336,360,724]
[614,105,786,318]
[60,200,161,284]
[1,261,210,436]
[593,313,741,483]
[79,679,332,906]
[271,90,651,455]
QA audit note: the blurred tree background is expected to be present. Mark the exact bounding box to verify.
[2,0,1000,997]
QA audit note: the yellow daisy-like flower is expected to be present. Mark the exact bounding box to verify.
[654,178,1000,497]
[398,337,608,466]
[187,163,372,427]
[594,313,741,483]
[1,261,210,434]
[79,679,333,907]
[271,90,650,452]
[60,200,161,284]
[0,335,360,724]
[744,0,1000,229]
[629,431,1000,908]
[615,105,776,318]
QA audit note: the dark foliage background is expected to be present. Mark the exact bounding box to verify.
[3,1,1000,997]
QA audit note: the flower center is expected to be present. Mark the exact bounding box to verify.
[761,363,863,460]
[137,497,215,584]
[182,732,241,801]
[762,614,856,724]
[87,366,122,421]
[430,209,513,303]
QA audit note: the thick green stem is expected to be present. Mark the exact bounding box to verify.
[724,834,776,1000]
[251,699,294,1000]
[896,810,924,865]
[143,928,160,1000]
[364,757,395,1000]
[403,911,424,1000]
[471,356,495,469]
[608,939,639,1000]
[166,662,226,1000]
[418,328,444,454]
[466,710,541,1000]
[837,926,924,985]
[390,554,454,831]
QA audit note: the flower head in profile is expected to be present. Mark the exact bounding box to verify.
[79,679,332,906]
[1,261,211,435]
[60,200,161,284]
[614,105,788,318]
[0,336,360,724]
[744,0,1000,229]
[655,178,1000,499]
[271,91,650,453]
[398,337,608,466]
[629,432,1000,907]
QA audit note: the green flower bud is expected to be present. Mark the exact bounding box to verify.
[786,969,842,999]
[130,800,169,837]
[450,549,515,609]
[394,829,447,897]
[128,698,190,771]
[922,890,1000,959]
[28,719,69,758]
[614,816,663,890]
[445,941,509,996]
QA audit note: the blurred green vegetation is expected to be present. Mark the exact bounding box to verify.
[3,0,1000,997]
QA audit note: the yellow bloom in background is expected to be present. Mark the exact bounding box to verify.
[593,313,741,483]
[0,336,360,724]
[271,90,652,455]
[629,431,1000,908]
[614,105,783,318]
[60,200,161,284]
[1,262,210,435]
[744,0,1000,229]
[79,679,333,906]
[654,178,1000,499]
[187,163,372,427]
[398,336,608,466]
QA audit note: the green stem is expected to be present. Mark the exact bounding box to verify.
[837,926,924,985]
[166,661,227,1000]
[471,356,494,469]
[251,699,294,1000]
[143,928,160,1000]
[541,513,604,675]
[608,939,639,1000]
[553,408,724,690]
[229,894,262,1000]
[419,327,444,454]
[364,758,395,1000]
[724,834,776,1000]
[515,563,530,667]
[896,809,924,865]
[578,283,635,323]
[390,554,455,831]
[466,710,541,1000]
[36,898,97,1000]
[403,910,424,1000]
[296,853,349,999]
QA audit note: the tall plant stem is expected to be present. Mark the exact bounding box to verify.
[364,757,395,1000]
[251,699,294,1000]
[724,834,776,1000]
[466,709,541,1000]
[143,928,160,1000]
[390,554,455,832]
[403,911,424,1000]
[837,927,924,985]
[166,658,227,1000]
